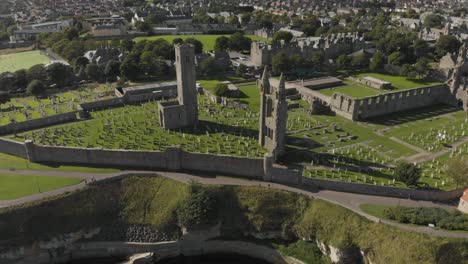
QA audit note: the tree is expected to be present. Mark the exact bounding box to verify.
[46,63,74,87]
[27,80,46,96]
[309,51,324,67]
[272,31,294,43]
[213,83,229,96]
[184,38,203,54]
[0,91,10,110]
[172,38,184,45]
[229,32,252,51]
[104,60,121,81]
[139,51,158,75]
[400,64,417,79]
[414,57,430,78]
[214,36,230,52]
[387,51,405,66]
[135,21,153,34]
[236,64,247,76]
[336,54,351,70]
[177,182,217,229]
[412,39,429,59]
[64,27,79,40]
[27,64,47,83]
[120,55,140,81]
[227,16,239,26]
[436,35,461,55]
[446,157,468,188]
[423,14,443,29]
[85,63,102,81]
[351,53,370,68]
[73,56,89,71]
[121,39,135,52]
[272,52,291,73]
[0,73,14,92]
[13,69,28,90]
[200,57,218,76]
[395,162,421,186]
[240,13,251,26]
[369,51,385,71]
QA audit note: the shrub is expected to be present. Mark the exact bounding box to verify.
[395,162,421,186]
[177,181,217,229]
[212,83,229,96]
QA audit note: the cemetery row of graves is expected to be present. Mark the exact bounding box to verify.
[0,85,115,126]
[3,81,467,190]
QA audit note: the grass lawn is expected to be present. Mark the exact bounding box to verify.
[354,72,442,90]
[134,34,267,52]
[0,173,82,200]
[0,50,50,73]
[359,203,392,218]
[318,80,384,98]
[0,152,120,173]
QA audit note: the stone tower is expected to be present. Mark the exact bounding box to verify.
[258,67,288,161]
[158,44,198,129]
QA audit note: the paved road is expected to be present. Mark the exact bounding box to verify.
[0,169,467,239]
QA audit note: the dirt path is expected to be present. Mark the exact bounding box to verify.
[0,169,466,239]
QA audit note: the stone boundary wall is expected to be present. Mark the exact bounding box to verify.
[293,85,332,105]
[0,138,27,158]
[0,139,462,202]
[79,98,125,111]
[302,177,464,202]
[0,111,80,136]
[330,84,453,120]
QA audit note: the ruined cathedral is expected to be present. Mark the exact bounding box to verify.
[259,67,288,161]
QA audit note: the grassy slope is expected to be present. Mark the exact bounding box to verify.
[0,51,50,73]
[0,176,466,263]
[0,152,120,173]
[134,34,267,52]
[0,174,81,200]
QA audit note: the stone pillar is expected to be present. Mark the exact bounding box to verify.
[166,146,182,171]
[24,139,36,162]
[263,154,273,181]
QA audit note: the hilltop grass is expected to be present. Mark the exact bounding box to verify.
[134,34,267,52]
[0,50,50,74]
[0,176,466,263]
[0,174,81,200]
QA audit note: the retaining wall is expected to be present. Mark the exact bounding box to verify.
[0,111,80,136]
[302,177,464,202]
[0,138,27,158]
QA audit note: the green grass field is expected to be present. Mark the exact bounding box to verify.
[318,80,384,98]
[134,34,267,52]
[354,72,442,90]
[0,50,50,73]
[0,153,120,173]
[0,174,81,200]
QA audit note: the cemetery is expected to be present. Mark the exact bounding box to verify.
[0,85,115,126]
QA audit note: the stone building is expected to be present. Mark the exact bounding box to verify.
[158,44,198,130]
[258,67,288,161]
[251,32,369,66]
[447,43,468,111]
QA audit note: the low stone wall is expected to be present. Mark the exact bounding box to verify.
[0,138,27,158]
[0,111,80,136]
[302,177,464,202]
[80,98,125,111]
